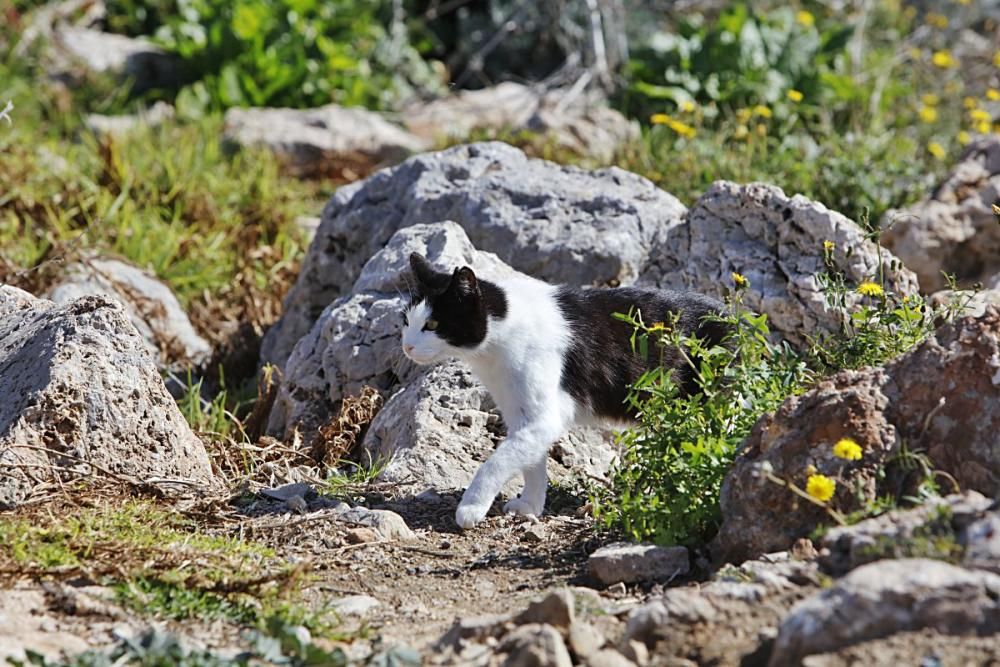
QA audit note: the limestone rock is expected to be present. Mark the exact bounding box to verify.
[883,134,1000,292]
[222,105,427,179]
[769,559,1000,665]
[499,624,573,667]
[819,492,994,575]
[514,590,575,630]
[261,141,686,367]
[336,506,415,541]
[47,26,178,93]
[47,255,211,370]
[643,181,919,347]
[588,543,690,585]
[402,83,639,163]
[84,101,175,139]
[714,308,1000,563]
[0,293,215,508]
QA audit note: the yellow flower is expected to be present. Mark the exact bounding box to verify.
[670,120,697,138]
[733,124,750,141]
[994,51,1000,67]
[650,113,671,125]
[908,47,923,61]
[925,12,948,29]
[921,93,940,106]
[978,120,992,134]
[753,104,773,118]
[756,123,768,137]
[988,89,1000,101]
[932,50,957,68]
[970,109,992,123]
[833,438,863,461]
[928,141,946,160]
[964,96,979,110]
[958,130,971,145]
[736,108,752,124]
[857,281,884,297]
[805,464,818,476]
[787,89,804,103]
[823,240,835,252]
[806,474,836,502]
[679,100,697,113]
[796,10,815,27]
[731,272,749,289]
[918,106,938,123]
[648,321,667,332]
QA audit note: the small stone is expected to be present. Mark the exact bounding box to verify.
[586,649,636,667]
[331,595,381,617]
[588,543,690,585]
[567,621,604,659]
[606,582,626,597]
[523,524,548,543]
[515,590,574,630]
[261,482,314,502]
[338,507,415,541]
[345,527,380,544]
[499,624,573,667]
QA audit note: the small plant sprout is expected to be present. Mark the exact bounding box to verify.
[0,100,12,125]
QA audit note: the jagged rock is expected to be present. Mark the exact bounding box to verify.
[47,255,211,370]
[269,221,618,495]
[222,105,427,179]
[588,543,690,585]
[0,292,215,508]
[714,308,1000,563]
[643,181,919,347]
[768,559,1000,665]
[261,141,686,367]
[819,491,994,575]
[402,83,638,163]
[883,136,1000,292]
[84,101,174,138]
[499,624,573,667]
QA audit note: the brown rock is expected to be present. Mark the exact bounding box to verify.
[514,590,575,630]
[344,527,380,544]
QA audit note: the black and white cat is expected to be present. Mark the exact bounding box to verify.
[401,253,728,529]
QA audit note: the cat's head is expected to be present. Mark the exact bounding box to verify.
[401,253,492,364]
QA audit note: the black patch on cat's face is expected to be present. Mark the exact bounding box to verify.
[556,286,729,421]
[408,253,507,348]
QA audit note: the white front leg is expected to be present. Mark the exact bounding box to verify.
[455,420,565,529]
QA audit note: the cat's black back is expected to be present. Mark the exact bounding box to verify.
[555,286,729,421]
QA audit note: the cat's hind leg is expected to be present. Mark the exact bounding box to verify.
[503,459,547,518]
[455,419,564,529]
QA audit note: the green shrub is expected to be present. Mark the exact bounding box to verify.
[104,0,443,111]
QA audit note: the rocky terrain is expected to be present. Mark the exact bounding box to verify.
[3,133,1000,666]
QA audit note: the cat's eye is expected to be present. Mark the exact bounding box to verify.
[423,319,438,331]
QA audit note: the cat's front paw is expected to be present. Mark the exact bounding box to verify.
[503,496,544,518]
[455,502,490,529]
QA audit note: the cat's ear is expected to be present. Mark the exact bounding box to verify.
[409,253,450,294]
[452,266,479,298]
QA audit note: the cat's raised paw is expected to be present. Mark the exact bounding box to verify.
[455,502,490,529]
[503,497,543,518]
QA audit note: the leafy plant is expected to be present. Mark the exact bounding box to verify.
[592,281,811,545]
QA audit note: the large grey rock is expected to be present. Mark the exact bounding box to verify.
[47,255,211,370]
[0,292,215,508]
[261,141,687,367]
[222,105,428,179]
[588,543,690,585]
[47,26,178,92]
[714,308,1000,564]
[883,136,1000,292]
[820,491,994,575]
[769,559,1000,665]
[402,83,639,163]
[643,181,919,346]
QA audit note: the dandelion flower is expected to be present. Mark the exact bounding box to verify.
[921,93,940,106]
[787,89,804,103]
[857,281,884,297]
[679,100,697,113]
[965,96,979,110]
[928,141,946,159]
[753,105,773,118]
[932,50,957,68]
[918,106,938,123]
[806,474,836,502]
[648,321,668,332]
[958,130,971,145]
[833,438,863,461]
[988,89,1000,101]
[823,240,835,252]
[650,113,671,125]
[796,10,815,27]
[978,120,992,134]
[731,272,749,289]
[994,51,1000,67]
[736,108,752,124]
[971,109,992,123]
